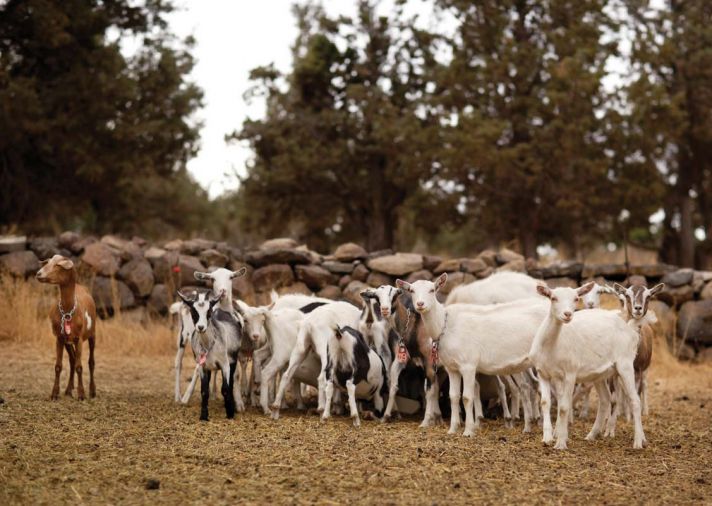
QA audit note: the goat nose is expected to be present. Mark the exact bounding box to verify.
[563,311,572,319]
[416,301,424,307]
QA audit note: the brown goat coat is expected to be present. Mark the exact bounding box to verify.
[37,256,97,400]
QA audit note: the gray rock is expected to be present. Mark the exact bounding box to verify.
[70,236,97,254]
[199,249,229,268]
[339,275,352,289]
[317,285,342,300]
[81,242,120,277]
[0,250,40,277]
[478,250,497,267]
[29,237,60,260]
[333,242,367,262]
[581,264,628,279]
[260,238,298,250]
[661,268,694,288]
[118,258,155,297]
[496,248,523,265]
[367,271,392,288]
[150,250,180,284]
[343,280,370,307]
[629,264,676,278]
[701,281,712,300]
[252,264,294,292]
[181,238,216,255]
[92,277,135,313]
[422,255,443,272]
[295,264,336,290]
[58,231,81,250]
[367,253,423,276]
[461,258,488,275]
[545,277,578,289]
[275,282,312,296]
[440,272,476,296]
[434,258,461,274]
[163,239,183,251]
[406,269,433,283]
[657,284,695,307]
[677,300,712,345]
[245,248,312,267]
[177,255,205,287]
[322,261,354,274]
[351,263,370,282]
[0,235,26,254]
[147,284,170,315]
[498,259,526,273]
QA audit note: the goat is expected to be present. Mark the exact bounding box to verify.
[529,284,646,450]
[177,290,242,421]
[36,255,97,400]
[445,271,542,305]
[193,268,248,409]
[171,298,195,402]
[364,284,443,427]
[234,301,306,415]
[396,274,550,436]
[358,290,394,370]
[581,282,617,310]
[270,301,360,420]
[322,326,389,427]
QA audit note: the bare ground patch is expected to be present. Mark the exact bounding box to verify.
[0,342,710,505]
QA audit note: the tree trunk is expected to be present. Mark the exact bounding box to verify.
[519,226,538,260]
[678,193,695,267]
[366,165,395,251]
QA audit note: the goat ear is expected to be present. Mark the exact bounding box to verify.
[211,290,225,304]
[57,258,74,270]
[231,267,247,279]
[612,282,626,295]
[536,284,552,298]
[233,300,245,316]
[601,284,617,295]
[648,283,665,297]
[334,326,343,339]
[359,290,374,301]
[395,279,412,292]
[434,273,448,291]
[176,290,193,305]
[577,282,595,296]
[194,271,211,282]
[396,287,403,296]
[267,301,275,311]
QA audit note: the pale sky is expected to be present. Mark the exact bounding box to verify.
[166,1,438,198]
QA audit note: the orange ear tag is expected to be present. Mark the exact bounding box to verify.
[397,344,408,364]
[63,320,72,336]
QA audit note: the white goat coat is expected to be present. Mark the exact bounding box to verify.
[445,271,541,305]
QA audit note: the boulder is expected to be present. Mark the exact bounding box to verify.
[58,231,81,251]
[545,277,578,289]
[260,238,298,250]
[406,269,433,283]
[317,285,342,300]
[351,263,370,282]
[29,237,60,260]
[677,300,712,345]
[497,259,526,273]
[163,239,183,251]
[295,245,322,264]
[118,258,155,297]
[71,236,97,255]
[147,284,170,315]
[630,264,675,278]
[367,271,392,288]
[626,275,648,286]
[276,282,312,296]
[677,343,696,361]
[434,258,461,274]
[533,262,583,279]
[199,249,229,268]
[177,255,206,287]
[478,250,497,267]
[252,264,294,292]
[231,264,255,301]
[648,300,674,347]
[440,272,476,296]
[661,268,694,288]
[0,235,27,254]
[367,253,423,276]
[365,249,393,260]
[422,255,443,272]
[461,258,488,275]
[181,238,216,255]
[131,236,148,247]
[339,275,352,289]
[150,250,180,284]
[144,246,167,264]
[333,242,367,262]
[699,271,712,282]
[100,234,128,252]
[342,280,370,307]
[581,263,628,279]
[245,248,312,267]
[696,347,712,364]
[81,242,120,277]
[92,277,135,313]
[322,261,354,275]
[496,248,523,265]
[0,250,40,277]
[657,284,695,307]
[295,264,336,290]
[701,281,712,300]
[476,266,494,279]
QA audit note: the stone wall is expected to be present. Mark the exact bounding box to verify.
[1,233,711,361]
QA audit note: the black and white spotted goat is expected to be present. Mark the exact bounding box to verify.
[177,290,243,421]
[321,325,389,427]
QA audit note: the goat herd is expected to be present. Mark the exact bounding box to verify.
[36,254,663,451]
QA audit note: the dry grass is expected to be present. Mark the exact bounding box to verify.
[0,277,711,504]
[0,274,174,356]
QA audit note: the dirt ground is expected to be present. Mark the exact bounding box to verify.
[1,343,711,505]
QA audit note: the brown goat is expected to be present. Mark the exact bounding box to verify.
[36,255,97,400]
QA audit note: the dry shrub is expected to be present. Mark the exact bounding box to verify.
[0,274,174,356]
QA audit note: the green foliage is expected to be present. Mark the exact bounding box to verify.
[0,0,209,238]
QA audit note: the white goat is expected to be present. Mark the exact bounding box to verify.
[171,299,195,402]
[321,325,389,427]
[396,274,549,436]
[529,284,646,450]
[270,301,361,419]
[445,271,542,305]
[235,301,306,415]
[581,282,617,310]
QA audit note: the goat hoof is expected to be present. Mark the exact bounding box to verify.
[463,429,475,437]
[50,392,59,401]
[585,432,598,442]
[352,418,361,428]
[554,441,568,450]
[504,418,513,429]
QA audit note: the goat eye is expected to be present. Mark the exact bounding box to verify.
[575,297,580,302]
[429,289,435,293]
[551,297,558,302]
